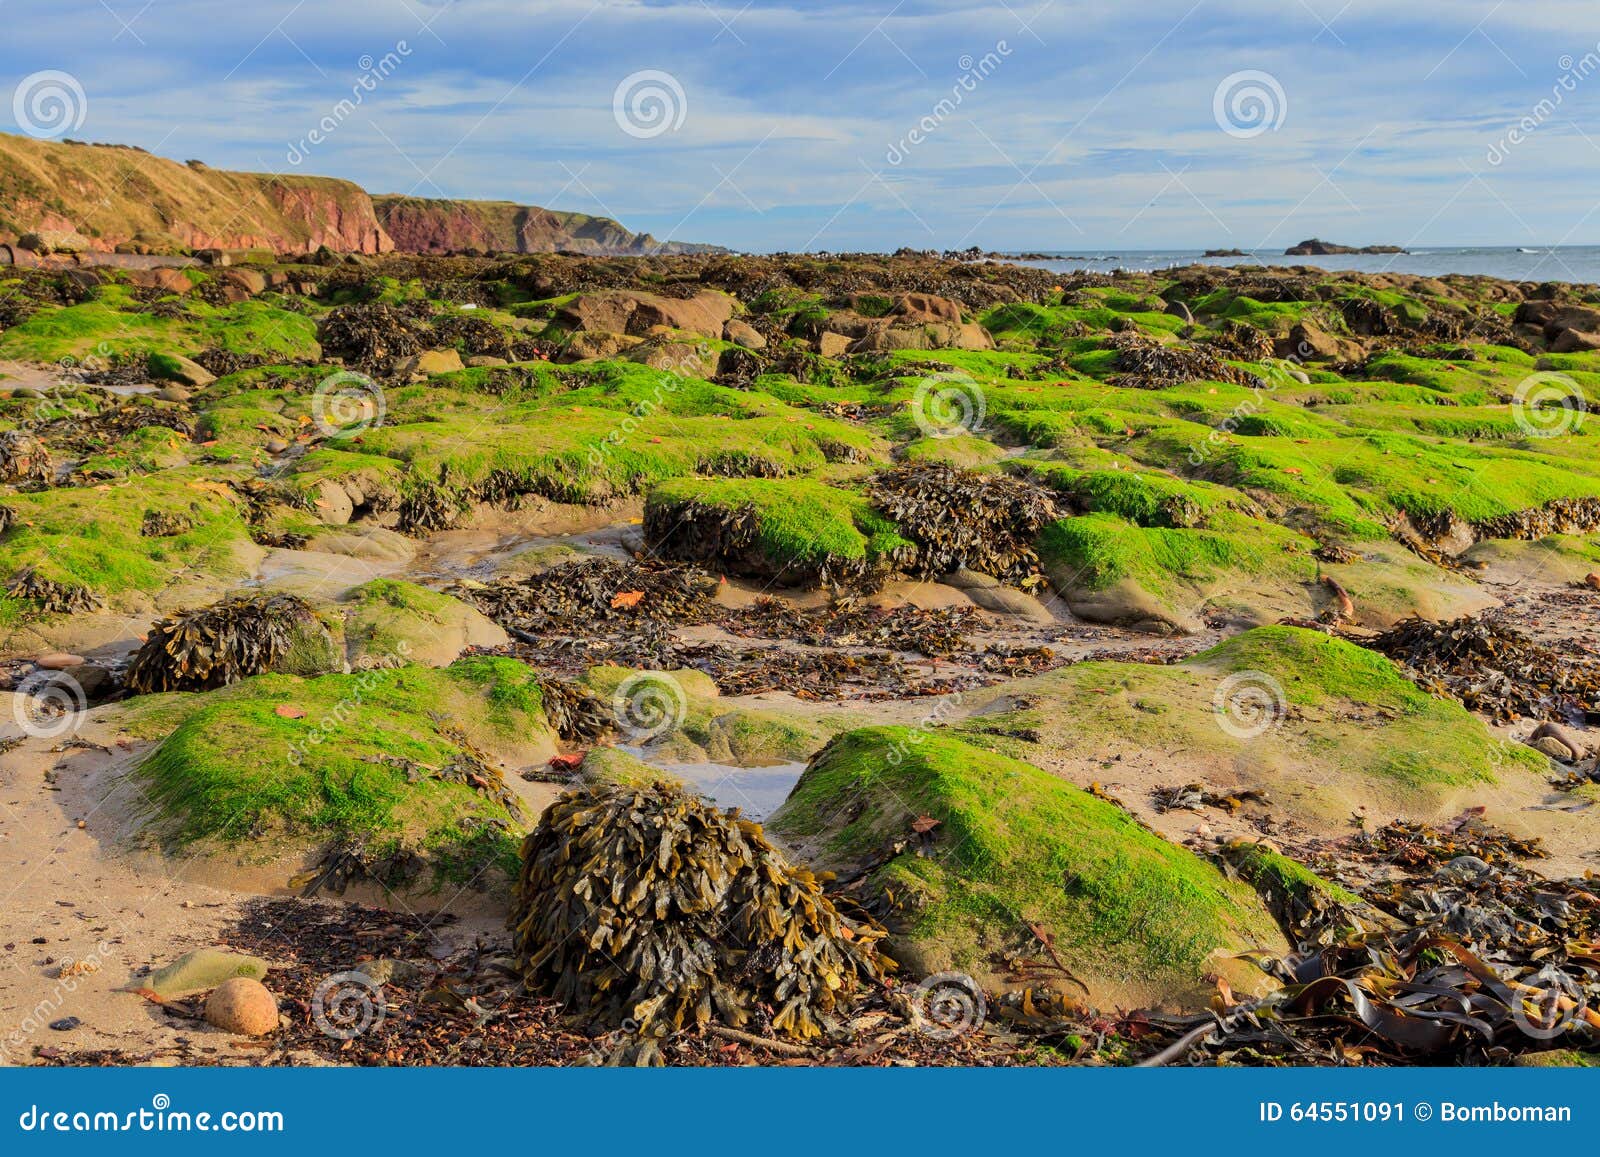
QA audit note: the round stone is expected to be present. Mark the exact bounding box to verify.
[204,977,279,1036]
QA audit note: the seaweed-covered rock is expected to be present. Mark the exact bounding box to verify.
[316,302,430,369]
[0,431,52,485]
[644,478,914,590]
[1108,333,1259,388]
[127,593,334,694]
[1472,497,1600,543]
[868,464,1057,585]
[509,781,886,1042]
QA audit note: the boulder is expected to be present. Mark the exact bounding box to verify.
[62,663,114,701]
[1523,302,1600,338]
[311,478,355,525]
[723,319,767,350]
[343,579,507,668]
[626,339,717,377]
[155,386,192,403]
[17,230,91,255]
[557,290,736,340]
[1282,321,1357,361]
[219,268,268,296]
[1530,720,1586,761]
[629,291,735,336]
[817,331,853,358]
[403,348,465,377]
[1531,735,1578,762]
[560,331,641,361]
[147,353,216,388]
[1551,329,1600,353]
[847,322,994,354]
[125,268,193,295]
[204,977,279,1036]
[890,292,963,325]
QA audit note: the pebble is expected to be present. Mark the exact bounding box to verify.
[204,977,279,1036]
[35,652,86,670]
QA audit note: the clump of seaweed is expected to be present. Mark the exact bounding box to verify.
[1473,497,1600,542]
[141,509,193,538]
[397,484,460,535]
[867,464,1057,585]
[316,302,431,370]
[534,675,614,744]
[1364,615,1600,724]
[1107,334,1260,388]
[0,431,53,485]
[126,592,328,694]
[509,782,887,1050]
[455,558,719,635]
[4,569,101,613]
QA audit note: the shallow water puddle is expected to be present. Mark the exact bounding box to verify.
[624,749,807,820]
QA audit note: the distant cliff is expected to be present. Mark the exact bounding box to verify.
[371,196,721,256]
[0,132,721,256]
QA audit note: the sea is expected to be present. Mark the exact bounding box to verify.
[1007,246,1600,284]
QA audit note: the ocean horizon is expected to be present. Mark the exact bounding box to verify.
[1008,245,1600,283]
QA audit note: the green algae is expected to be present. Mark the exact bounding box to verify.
[769,726,1283,997]
[133,657,552,881]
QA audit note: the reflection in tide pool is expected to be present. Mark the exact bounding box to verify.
[623,750,808,820]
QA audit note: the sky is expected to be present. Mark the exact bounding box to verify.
[4,0,1600,252]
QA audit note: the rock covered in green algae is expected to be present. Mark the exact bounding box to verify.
[768,726,1286,1007]
[130,948,270,999]
[126,656,558,886]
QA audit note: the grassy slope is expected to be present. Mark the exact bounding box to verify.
[0,133,380,251]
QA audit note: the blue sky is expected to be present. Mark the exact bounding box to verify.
[5,0,1600,251]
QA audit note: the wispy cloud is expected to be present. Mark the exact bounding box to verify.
[3,0,1597,249]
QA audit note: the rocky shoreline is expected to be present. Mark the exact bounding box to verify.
[3,248,1600,1066]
